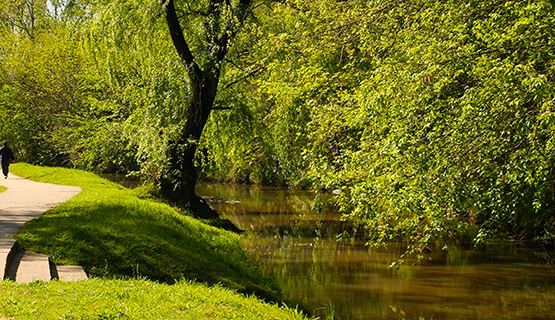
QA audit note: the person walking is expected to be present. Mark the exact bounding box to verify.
[0,142,15,179]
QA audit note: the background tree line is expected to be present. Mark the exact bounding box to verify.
[1,0,554,250]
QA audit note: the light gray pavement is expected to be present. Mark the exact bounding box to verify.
[56,265,89,281]
[0,174,82,281]
[9,251,51,283]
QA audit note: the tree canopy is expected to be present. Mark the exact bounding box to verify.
[1,0,554,250]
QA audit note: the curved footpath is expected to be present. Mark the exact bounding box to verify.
[0,174,83,282]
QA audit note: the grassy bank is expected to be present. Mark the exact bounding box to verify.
[0,279,307,319]
[0,185,5,193]
[8,163,281,300]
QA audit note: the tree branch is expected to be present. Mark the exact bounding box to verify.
[214,0,253,64]
[214,0,254,63]
[237,0,254,25]
[224,65,266,89]
[165,0,200,73]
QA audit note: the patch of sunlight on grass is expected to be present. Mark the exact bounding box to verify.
[0,279,310,320]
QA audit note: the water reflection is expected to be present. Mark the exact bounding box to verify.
[197,182,555,320]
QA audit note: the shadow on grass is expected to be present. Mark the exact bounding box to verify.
[16,197,282,302]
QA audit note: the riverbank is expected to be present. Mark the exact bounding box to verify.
[197,181,555,320]
[1,163,310,319]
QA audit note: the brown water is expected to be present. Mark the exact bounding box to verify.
[196,182,555,320]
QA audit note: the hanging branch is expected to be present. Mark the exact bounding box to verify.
[164,0,201,77]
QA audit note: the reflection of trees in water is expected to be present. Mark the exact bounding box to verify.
[198,182,315,213]
[197,182,347,237]
[235,217,349,238]
[198,182,555,320]
[253,238,555,320]
[198,182,340,212]
[252,239,416,319]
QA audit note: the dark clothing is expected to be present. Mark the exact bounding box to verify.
[1,162,8,177]
[0,146,15,177]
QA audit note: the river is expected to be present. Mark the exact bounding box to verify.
[196,182,555,320]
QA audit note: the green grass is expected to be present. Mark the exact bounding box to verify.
[0,185,6,193]
[0,279,308,320]
[9,163,280,301]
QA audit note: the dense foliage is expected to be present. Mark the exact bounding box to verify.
[1,0,554,250]
[247,0,555,250]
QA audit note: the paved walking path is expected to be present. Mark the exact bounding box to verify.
[0,174,82,282]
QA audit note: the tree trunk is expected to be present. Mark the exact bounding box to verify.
[162,0,251,218]
[160,69,220,219]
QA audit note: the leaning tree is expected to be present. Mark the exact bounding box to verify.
[160,0,255,217]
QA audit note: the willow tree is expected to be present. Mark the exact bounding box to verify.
[160,0,254,216]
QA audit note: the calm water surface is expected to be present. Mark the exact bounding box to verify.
[196,182,555,320]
